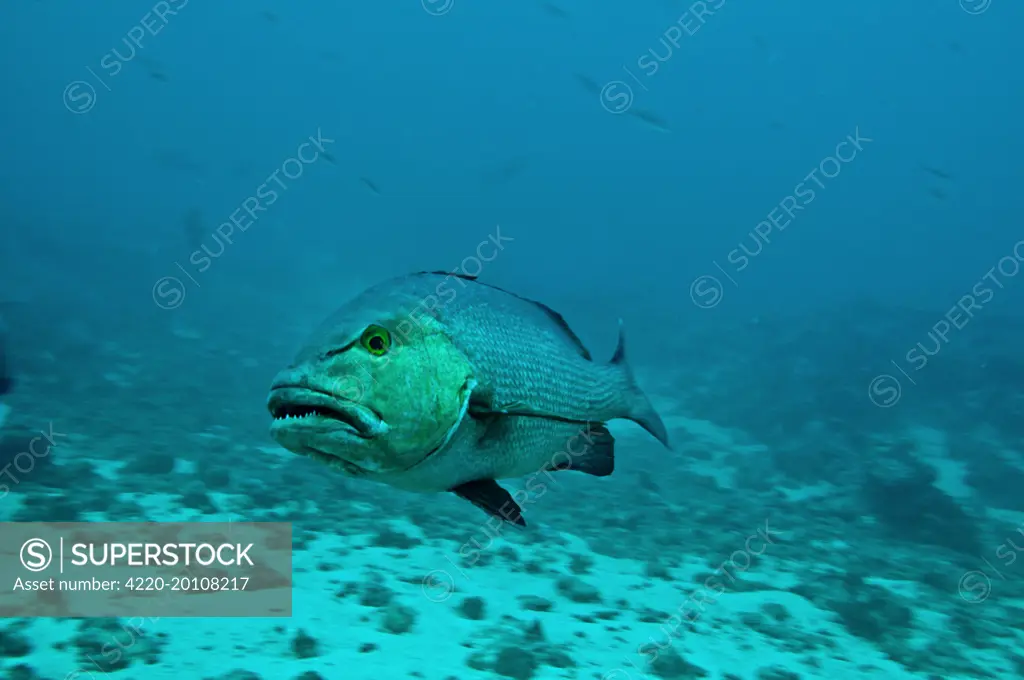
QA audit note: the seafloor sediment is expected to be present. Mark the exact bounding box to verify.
[0,303,1021,680]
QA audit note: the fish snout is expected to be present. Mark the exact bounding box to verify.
[270,364,373,405]
[269,366,311,392]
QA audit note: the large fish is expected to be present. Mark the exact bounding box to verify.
[267,271,671,525]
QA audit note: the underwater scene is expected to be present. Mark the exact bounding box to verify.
[1,1,1022,679]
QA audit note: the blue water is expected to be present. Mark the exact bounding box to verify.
[1,2,1022,679]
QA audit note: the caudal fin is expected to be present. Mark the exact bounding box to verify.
[610,319,672,449]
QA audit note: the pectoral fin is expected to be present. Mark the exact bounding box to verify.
[450,479,526,526]
[468,384,526,416]
[544,422,615,477]
[468,383,558,420]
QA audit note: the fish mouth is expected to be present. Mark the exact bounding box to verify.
[267,385,386,439]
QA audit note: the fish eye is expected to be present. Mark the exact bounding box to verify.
[360,325,391,356]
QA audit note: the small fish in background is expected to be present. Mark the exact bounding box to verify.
[920,165,952,201]
[539,1,570,19]
[572,72,671,133]
[140,57,168,82]
[359,177,381,196]
[572,72,602,97]
[322,151,337,165]
[480,156,530,188]
[261,10,279,24]
[182,207,205,250]
[628,107,671,133]
[920,164,953,180]
[752,34,781,65]
[267,271,671,526]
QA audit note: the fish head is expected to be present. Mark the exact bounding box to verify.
[268,300,475,475]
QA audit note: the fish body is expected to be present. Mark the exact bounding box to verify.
[268,271,670,524]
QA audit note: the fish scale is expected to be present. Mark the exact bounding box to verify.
[390,273,627,421]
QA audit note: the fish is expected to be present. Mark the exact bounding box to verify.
[571,73,670,133]
[182,207,205,250]
[480,156,530,188]
[267,271,671,526]
[539,1,569,19]
[359,177,381,195]
[140,57,168,82]
[920,164,953,180]
[572,72,602,96]
[628,107,671,133]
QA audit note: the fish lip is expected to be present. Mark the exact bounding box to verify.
[267,385,385,438]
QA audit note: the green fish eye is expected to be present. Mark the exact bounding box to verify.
[360,325,391,356]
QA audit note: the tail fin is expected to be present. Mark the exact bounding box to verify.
[610,319,671,449]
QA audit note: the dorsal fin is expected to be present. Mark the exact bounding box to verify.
[416,270,592,360]
[527,300,592,360]
[422,270,477,281]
